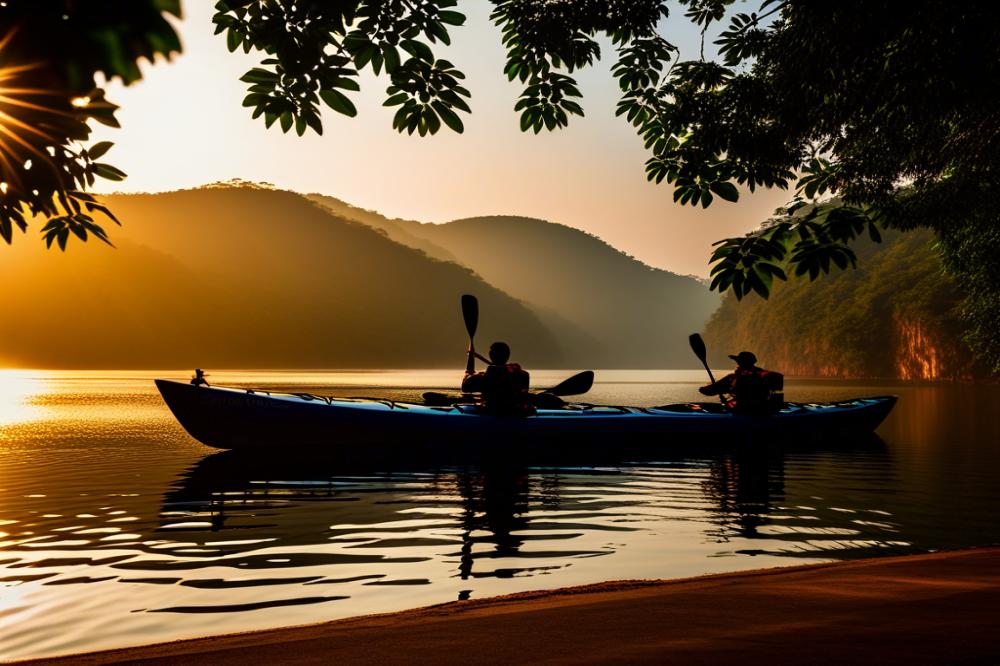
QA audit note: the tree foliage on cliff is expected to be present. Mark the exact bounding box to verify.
[703,228,978,380]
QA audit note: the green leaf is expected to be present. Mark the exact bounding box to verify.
[93,163,127,181]
[240,68,278,84]
[354,44,377,70]
[868,222,882,243]
[424,106,442,134]
[519,109,534,132]
[438,10,465,26]
[432,101,464,133]
[401,40,434,62]
[382,45,401,72]
[226,29,241,53]
[384,93,409,107]
[709,181,740,202]
[320,89,358,117]
[305,113,323,135]
[88,141,113,160]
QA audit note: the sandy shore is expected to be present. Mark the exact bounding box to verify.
[26,547,1000,665]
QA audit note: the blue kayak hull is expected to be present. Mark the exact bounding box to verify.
[155,380,897,451]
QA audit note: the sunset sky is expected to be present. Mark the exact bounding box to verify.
[91,2,790,277]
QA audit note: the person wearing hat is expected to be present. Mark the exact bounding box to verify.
[190,368,209,387]
[699,351,784,414]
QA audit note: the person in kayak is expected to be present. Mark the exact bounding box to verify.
[699,351,784,414]
[462,341,533,414]
[190,368,209,387]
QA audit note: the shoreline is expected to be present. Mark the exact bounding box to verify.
[23,547,1000,665]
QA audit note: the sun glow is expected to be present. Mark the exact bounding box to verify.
[0,32,73,196]
[0,370,49,428]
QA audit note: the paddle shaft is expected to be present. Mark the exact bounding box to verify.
[462,295,478,375]
[466,346,476,374]
[699,358,717,386]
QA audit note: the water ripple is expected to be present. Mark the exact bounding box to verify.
[2,372,999,660]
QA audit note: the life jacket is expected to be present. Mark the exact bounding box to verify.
[481,363,531,414]
[503,363,529,391]
[728,367,783,414]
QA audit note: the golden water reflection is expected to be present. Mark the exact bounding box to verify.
[1,371,999,661]
[0,370,51,430]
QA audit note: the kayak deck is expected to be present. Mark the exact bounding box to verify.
[155,379,898,451]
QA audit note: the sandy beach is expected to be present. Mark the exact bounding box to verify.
[24,547,1000,665]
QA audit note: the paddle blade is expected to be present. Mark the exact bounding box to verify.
[689,333,708,364]
[461,294,479,338]
[546,370,594,397]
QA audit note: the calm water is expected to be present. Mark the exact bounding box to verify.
[1,369,998,660]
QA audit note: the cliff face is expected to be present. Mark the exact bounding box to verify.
[893,316,973,381]
[703,228,979,380]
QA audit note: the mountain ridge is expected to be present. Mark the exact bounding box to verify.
[308,195,719,368]
[1,186,563,369]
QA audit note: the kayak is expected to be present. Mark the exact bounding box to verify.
[155,379,897,451]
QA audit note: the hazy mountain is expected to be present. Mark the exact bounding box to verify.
[1,186,561,369]
[702,228,978,380]
[309,195,718,368]
[307,194,457,264]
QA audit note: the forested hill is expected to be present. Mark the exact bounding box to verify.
[0,186,560,369]
[2,184,718,369]
[309,196,719,368]
[306,194,458,264]
[702,228,978,380]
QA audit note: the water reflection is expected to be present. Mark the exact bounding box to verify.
[699,438,913,558]
[165,452,623,584]
[703,452,784,540]
[0,370,51,428]
[3,373,1000,660]
[0,445,940,660]
[157,435,901,587]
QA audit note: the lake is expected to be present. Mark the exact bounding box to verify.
[1,369,998,660]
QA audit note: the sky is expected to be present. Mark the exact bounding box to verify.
[90,1,790,278]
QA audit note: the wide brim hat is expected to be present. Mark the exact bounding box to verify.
[728,351,757,365]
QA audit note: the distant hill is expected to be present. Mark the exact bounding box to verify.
[309,196,718,368]
[307,194,458,264]
[0,186,561,369]
[702,228,978,380]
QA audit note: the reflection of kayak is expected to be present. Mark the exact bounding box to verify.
[155,379,897,451]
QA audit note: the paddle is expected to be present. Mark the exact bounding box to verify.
[443,294,594,406]
[545,370,594,397]
[462,294,478,375]
[689,333,727,406]
[466,354,592,394]
[424,370,595,406]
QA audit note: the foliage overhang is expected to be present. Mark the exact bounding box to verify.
[3,1,999,368]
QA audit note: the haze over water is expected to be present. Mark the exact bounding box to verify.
[1,370,998,660]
